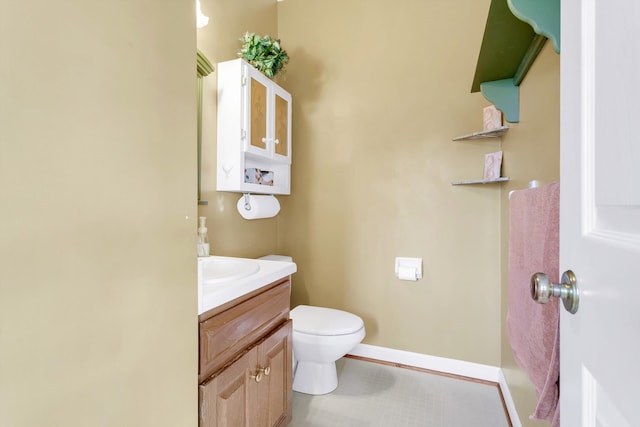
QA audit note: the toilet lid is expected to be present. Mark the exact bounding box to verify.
[290,305,364,336]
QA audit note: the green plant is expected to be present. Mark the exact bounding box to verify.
[238,32,289,79]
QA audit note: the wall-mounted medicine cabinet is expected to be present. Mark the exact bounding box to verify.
[216,59,292,195]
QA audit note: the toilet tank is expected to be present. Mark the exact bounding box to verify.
[259,255,293,262]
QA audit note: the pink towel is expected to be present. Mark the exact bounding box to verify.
[507,182,560,426]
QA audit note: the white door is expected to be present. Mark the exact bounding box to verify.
[560,0,640,425]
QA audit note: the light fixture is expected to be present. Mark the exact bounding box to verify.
[196,0,209,28]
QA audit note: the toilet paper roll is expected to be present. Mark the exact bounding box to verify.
[237,194,281,220]
[397,266,417,281]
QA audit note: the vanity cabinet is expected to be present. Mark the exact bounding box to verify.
[217,59,292,195]
[198,278,293,427]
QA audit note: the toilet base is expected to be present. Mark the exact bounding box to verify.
[292,360,338,395]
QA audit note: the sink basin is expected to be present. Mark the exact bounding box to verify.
[198,255,297,315]
[200,257,260,286]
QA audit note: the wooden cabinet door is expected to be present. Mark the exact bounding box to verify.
[258,320,293,427]
[199,348,259,427]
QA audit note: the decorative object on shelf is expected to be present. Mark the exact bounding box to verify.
[483,105,503,131]
[238,32,289,79]
[244,168,274,186]
[484,151,503,180]
[452,151,508,185]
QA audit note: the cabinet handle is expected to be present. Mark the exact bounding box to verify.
[259,366,271,376]
[250,370,263,383]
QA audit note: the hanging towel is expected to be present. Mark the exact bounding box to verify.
[507,182,560,427]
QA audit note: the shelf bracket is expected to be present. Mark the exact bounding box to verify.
[480,79,519,123]
[513,34,547,86]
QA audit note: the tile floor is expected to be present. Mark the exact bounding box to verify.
[289,357,511,427]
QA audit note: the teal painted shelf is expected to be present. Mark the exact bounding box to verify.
[471,0,559,123]
[509,0,560,53]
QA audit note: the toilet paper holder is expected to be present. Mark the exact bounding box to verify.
[395,257,422,281]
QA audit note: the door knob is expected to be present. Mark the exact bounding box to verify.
[530,270,580,314]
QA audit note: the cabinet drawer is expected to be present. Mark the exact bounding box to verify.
[199,281,290,381]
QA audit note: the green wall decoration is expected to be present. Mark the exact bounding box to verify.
[508,0,560,53]
[471,0,560,123]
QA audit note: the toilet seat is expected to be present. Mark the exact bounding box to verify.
[290,305,364,336]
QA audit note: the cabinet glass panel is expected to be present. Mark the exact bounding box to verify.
[274,93,289,157]
[250,78,267,150]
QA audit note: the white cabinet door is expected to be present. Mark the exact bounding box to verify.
[243,63,291,164]
[560,0,640,425]
[271,83,292,163]
[244,65,271,159]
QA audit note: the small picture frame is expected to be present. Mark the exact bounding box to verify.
[483,105,502,131]
[484,151,503,180]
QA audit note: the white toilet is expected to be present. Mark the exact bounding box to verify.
[259,255,366,395]
[289,304,365,395]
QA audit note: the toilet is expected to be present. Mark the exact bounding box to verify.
[289,304,365,395]
[259,255,366,395]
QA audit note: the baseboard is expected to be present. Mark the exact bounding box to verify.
[348,343,500,382]
[498,369,522,427]
[347,343,521,426]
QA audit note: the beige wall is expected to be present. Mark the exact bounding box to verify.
[197,0,281,258]
[0,1,197,426]
[500,43,561,426]
[277,0,502,365]
[278,2,560,424]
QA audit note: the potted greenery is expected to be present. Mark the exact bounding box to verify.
[238,32,289,79]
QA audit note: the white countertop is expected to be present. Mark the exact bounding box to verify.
[197,256,297,315]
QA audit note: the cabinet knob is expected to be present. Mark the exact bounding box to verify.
[261,137,269,143]
[274,139,280,145]
[260,366,271,376]
[250,371,263,383]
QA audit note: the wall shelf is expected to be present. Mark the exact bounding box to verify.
[471,0,560,123]
[451,177,510,186]
[452,126,509,141]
